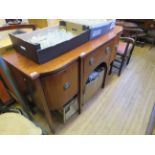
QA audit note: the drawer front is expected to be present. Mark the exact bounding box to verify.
[42,61,79,110]
[83,41,113,82]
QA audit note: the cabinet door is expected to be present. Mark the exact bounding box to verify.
[42,61,79,110]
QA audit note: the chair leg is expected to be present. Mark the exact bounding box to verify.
[102,66,107,88]
[126,49,134,65]
[126,57,131,65]
[118,58,125,76]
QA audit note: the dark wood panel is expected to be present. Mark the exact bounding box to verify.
[0,79,11,104]
[0,67,12,104]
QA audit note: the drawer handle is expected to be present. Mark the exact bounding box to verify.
[89,57,95,65]
[105,47,111,54]
[64,82,71,90]
[20,45,26,51]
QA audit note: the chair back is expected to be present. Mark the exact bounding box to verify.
[0,24,36,32]
[120,37,135,57]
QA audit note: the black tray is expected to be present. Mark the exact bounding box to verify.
[9,26,90,64]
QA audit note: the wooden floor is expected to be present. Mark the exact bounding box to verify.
[34,44,155,135]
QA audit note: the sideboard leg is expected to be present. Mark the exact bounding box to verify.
[101,64,108,89]
[79,56,85,114]
[38,79,55,134]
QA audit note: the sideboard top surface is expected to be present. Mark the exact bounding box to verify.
[2,26,123,80]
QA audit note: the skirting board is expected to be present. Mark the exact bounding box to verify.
[146,103,155,135]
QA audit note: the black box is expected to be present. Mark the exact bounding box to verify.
[9,26,90,64]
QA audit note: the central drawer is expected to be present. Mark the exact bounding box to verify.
[42,61,79,110]
[83,40,113,82]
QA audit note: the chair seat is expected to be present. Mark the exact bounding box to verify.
[110,36,135,76]
[0,113,42,135]
[116,21,138,28]
[117,41,132,55]
[124,27,144,33]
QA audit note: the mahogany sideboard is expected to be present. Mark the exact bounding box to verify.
[1,26,123,133]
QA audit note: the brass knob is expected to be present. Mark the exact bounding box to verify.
[105,47,111,54]
[89,57,95,65]
[64,82,71,90]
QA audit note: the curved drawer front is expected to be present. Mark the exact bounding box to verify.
[42,61,79,110]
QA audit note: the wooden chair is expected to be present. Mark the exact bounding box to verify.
[116,20,146,46]
[0,23,36,32]
[109,37,135,76]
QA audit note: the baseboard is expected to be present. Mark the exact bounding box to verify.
[146,103,155,135]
